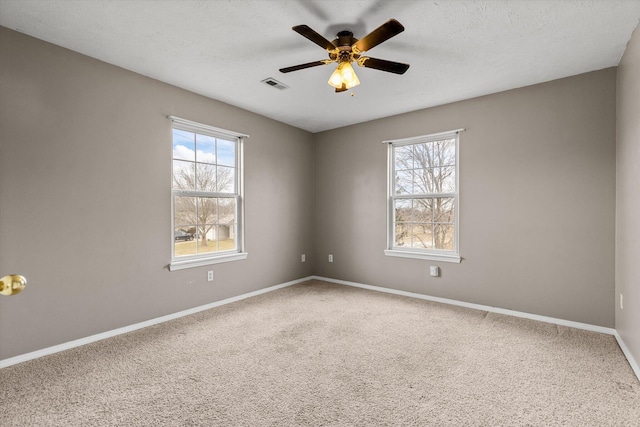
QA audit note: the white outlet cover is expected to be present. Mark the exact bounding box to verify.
[430,266,439,277]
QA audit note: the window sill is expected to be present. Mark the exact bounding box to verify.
[384,249,461,263]
[169,252,248,271]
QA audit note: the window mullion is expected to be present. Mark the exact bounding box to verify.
[393,193,456,200]
[174,190,235,198]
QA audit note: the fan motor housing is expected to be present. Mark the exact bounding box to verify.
[334,30,357,50]
[331,30,359,63]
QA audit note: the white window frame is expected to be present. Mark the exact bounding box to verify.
[384,129,463,263]
[168,116,248,271]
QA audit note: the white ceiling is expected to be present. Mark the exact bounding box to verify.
[1,0,639,133]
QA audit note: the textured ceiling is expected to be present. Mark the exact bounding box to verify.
[1,0,639,133]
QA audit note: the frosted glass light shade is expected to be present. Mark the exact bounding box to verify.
[328,66,343,88]
[327,62,360,89]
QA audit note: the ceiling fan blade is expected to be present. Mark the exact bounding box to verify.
[280,60,330,73]
[293,25,337,52]
[353,19,405,53]
[358,57,410,74]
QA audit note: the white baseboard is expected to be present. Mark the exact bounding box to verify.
[614,331,640,382]
[0,276,313,369]
[4,274,638,384]
[312,276,640,382]
[312,276,616,335]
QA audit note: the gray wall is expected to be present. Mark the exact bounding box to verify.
[314,68,617,327]
[0,28,315,359]
[0,25,624,361]
[616,25,640,370]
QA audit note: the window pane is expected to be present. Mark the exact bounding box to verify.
[174,227,196,257]
[196,163,217,192]
[433,138,455,167]
[435,166,456,193]
[395,170,413,195]
[172,129,195,161]
[413,143,431,169]
[394,199,412,222]
[193,197,217,254]
[394,222,410,247]
[434,198,455,223]
[174,196,196,227]
[217,139,236,167]
[411,223,433,249]
[196,224,218,254]
[413,168,433,194]
[173,160,195,190]
[196,134,216,164]
[217,223,236,251]
[174,195,197,258]
[220,223,236,251]
[218,197,236,217]
[217,166,235,193]
[218,198,236,251]
[413,198,433,223]
[434,224,455,250]
[394,145,413,170]
[197,197,218,225]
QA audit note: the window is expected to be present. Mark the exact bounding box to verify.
[385,129,462,263]
[169,116,248,270]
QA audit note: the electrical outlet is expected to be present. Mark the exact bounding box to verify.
[430,266,439,277]
[620,293,624,310]
[328,254,333,263]
[207,270,213,282]
[301,254,306,262]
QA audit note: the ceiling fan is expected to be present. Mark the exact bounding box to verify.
[279,19,410,92]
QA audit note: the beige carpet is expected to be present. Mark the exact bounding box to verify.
[1,280,638,426]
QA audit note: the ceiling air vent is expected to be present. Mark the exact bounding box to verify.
[261,78,289,90]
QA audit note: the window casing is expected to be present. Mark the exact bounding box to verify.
[385,129,462,263]
[169,117,248,270]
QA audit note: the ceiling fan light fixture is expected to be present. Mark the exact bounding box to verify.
[327,62,360,90]
[341,62,360,88]
[283,19,408,92]
[328,65,344,88]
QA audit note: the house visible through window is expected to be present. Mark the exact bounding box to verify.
[385,129,462,263]
[169,116,248,270]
